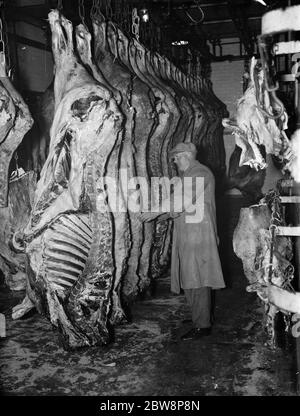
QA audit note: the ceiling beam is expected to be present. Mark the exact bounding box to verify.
[202,15,260,24]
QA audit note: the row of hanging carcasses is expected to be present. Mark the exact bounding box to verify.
[13,9,227,349]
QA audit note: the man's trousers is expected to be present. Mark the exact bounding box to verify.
[184,287,212,329]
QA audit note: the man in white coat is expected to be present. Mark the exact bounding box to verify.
[140,142,225,340]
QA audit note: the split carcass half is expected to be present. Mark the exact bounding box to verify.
[13,11,124,349]
[140,50,180,280]
[136,42,182,279]
[106,21,157,300]
[92,15,156,303]
[75,23,130,324]
[0,54,33,207]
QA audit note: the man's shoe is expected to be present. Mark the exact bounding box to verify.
[181,327,211,341]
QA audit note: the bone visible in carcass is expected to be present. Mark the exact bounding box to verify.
[13,11,124,349]
[75,23,130,324]
[0,55,33,207]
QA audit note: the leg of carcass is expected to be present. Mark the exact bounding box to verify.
[12,295,35,320]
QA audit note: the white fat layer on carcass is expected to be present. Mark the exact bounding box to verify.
[289,128,300,183]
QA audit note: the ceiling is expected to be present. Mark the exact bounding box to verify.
[4,0,299,74]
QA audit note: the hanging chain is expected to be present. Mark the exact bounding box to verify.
[57,0,63,11]
[132,8,140,42]
[122,0,131,34]
[91,0,101,20]
[124,2,131,34]
[114,0,121,23]
[78,0,86,26]
[185,0,204,25]
[106,0,113,19]
[91,0,97,19]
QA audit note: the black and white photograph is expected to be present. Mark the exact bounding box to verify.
[1,0,300,400]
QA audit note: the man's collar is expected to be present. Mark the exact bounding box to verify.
[183,159,198,176]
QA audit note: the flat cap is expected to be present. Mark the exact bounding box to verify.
[169,142,197,157]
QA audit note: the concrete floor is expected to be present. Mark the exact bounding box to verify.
[0,196,298,396]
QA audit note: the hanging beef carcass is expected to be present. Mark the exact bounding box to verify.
[233,192,294,340]
[156,55,194,147]
[140,52,180,278]
[222,57,292,196]
[75,23,130,324]
[105,22,158,299]
[0,55,33,207]
[186,76,209,148]
[131,42,181,281]
[153,58,202,270]
[12,11,125,349]
[92,15,158,303]
[126,40,174,283]
[192,78,210,141]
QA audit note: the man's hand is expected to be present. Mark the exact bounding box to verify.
[139,211,160,222]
